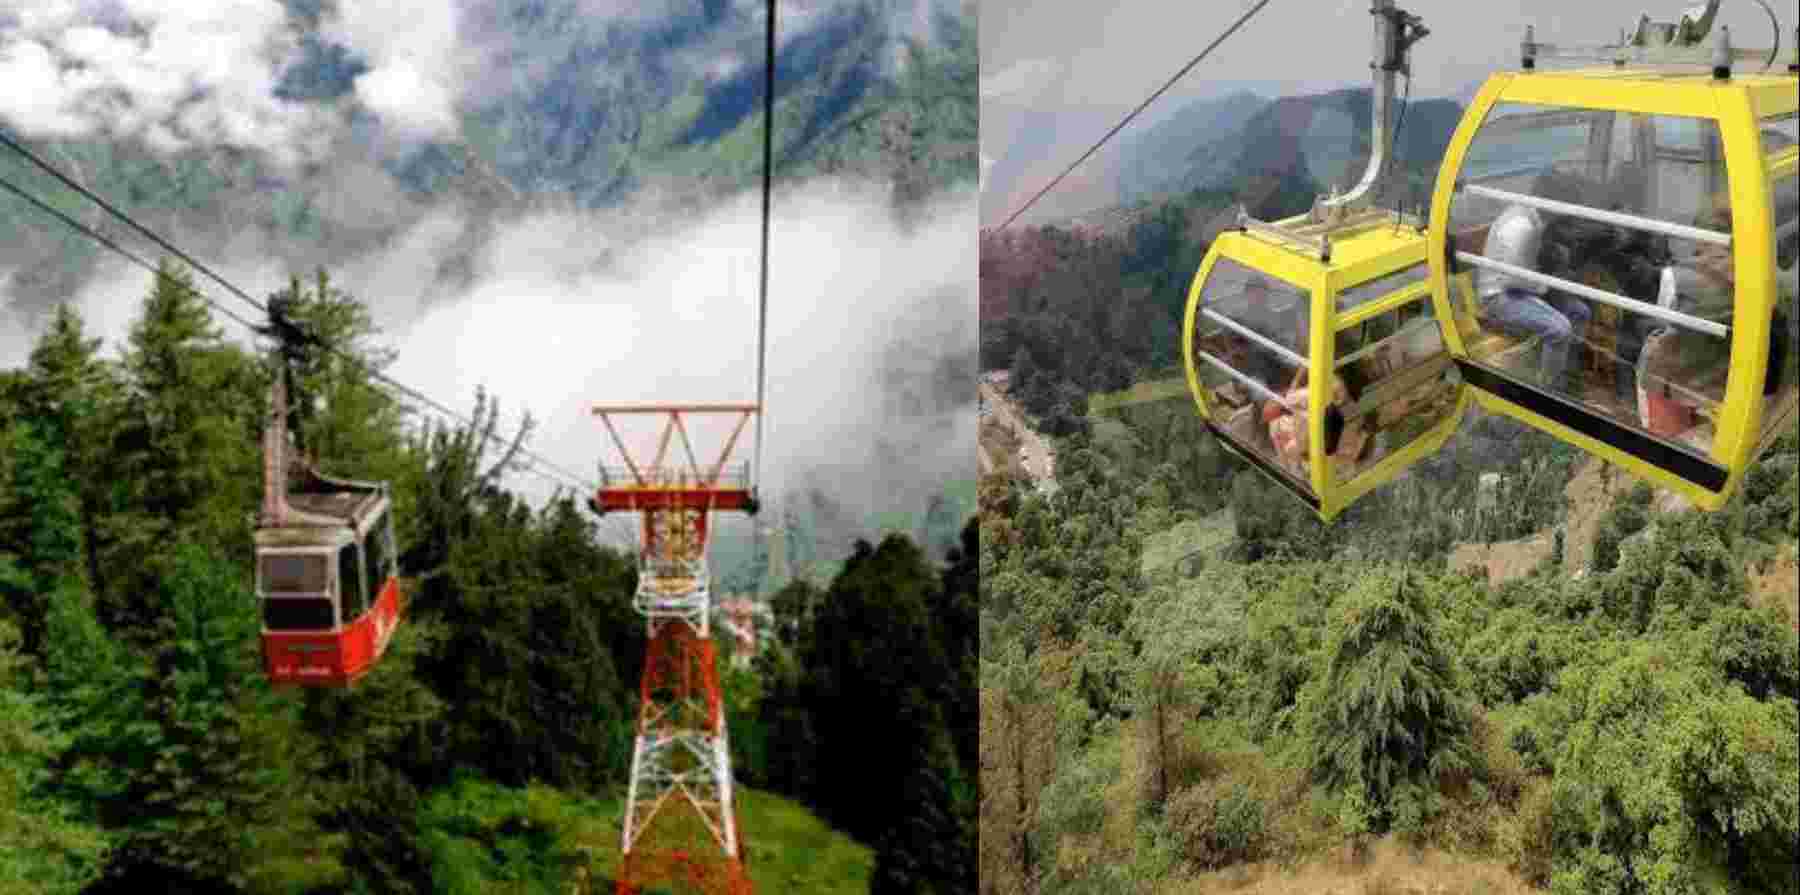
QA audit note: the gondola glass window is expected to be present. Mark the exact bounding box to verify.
[1336,262,1428,314]
[365,510,393,604]
[1448,103,1734,458]
[338,543,366,622]
[1766,117,1798,447]
[1330,294,1458,483]
[260,553,334,631]
[1193,259,1315,490]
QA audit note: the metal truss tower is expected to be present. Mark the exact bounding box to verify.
[592,404,758,895]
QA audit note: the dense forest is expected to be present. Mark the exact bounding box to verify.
[0,263,976,893]
[979,206,1799,891]
[977,171,1315,444]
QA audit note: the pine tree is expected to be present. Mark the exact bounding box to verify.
[802,534,971,890]
[0,619,111,893]
[108,543,347,891]
[0,421,85,656]
[109,260,262,635]
[21,303,120,623]
[1297,568,1473,836]
[262,268,407,477]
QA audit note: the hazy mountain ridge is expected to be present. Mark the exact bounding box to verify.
[1158,86,1463,209]
[1010,85,1466,231]
[1114,89,1268,203]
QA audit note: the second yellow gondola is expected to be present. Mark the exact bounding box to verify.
[1427,7,1799,510]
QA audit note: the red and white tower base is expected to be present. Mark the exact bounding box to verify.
[593,404,758,895]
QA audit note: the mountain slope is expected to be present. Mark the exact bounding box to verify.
[1177,86,1464,205]
[0,0,976,313]
[1114,89,1269,203]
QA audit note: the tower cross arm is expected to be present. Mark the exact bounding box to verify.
[592,403,761,414]
[592,404,762,490]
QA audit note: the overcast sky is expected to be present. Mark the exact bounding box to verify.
[979,0,1791,226]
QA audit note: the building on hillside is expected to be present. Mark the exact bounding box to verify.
[715,596,771,669]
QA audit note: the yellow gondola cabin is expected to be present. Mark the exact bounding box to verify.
[1179,0,1464,521]
[1428,12,1799,510]
[1183,219,1469,521]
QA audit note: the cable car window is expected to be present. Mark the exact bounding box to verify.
[1331,298,1457,481]
[1458,105,1591,188]
[1762,113,1797,158]
[365,511,389,600]
[339,543,367,621]
[260,553,328,594]
[1335,263,1427,313]
[1451,104,1740,458]
[1456,104,1727,230]
[1194,258,1315,489]
[263,598,335,631]
[1763,174,1798,446]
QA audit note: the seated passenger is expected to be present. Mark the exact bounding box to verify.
[1479,176,1593,389]
[1262,369,1367,481]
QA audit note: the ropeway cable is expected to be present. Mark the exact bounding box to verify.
[990,0,1275,234]
[754,0,777,496]
[0,159,619,538]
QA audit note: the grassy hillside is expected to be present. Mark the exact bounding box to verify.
[418,775,874,894]
[1088,376,1189,416]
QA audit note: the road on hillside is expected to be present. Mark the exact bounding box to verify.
[978,380,1056,490]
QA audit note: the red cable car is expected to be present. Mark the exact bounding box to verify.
[252,309,401,687]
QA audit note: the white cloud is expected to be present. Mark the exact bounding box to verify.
[0,39,93,138]
[350,61,459,139]
[383,179,977,521]
[322,0,465,141]
[336,205,470,335]
[0,0,337,166]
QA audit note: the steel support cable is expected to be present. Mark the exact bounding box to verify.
[0,126,602,494]
[0,175,264,334]
[990,0,1275,234]
[0,127,274,317]
[0,165,607,513]
[753,0,776,496]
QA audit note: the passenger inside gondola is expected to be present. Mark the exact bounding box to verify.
[1477,159,1742,444]
[1262,368,1367,482]
[1478,173,1594,390]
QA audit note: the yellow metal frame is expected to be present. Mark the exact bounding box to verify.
[1183,228,1468,521]
[1426,69,1797,511]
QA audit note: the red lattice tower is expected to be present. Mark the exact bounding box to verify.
[592,404,758,895]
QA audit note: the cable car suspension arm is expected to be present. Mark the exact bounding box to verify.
[1312,0,1429,224]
